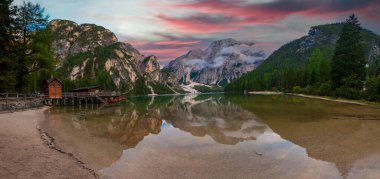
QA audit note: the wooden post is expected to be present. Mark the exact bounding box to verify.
[6,93,8,105]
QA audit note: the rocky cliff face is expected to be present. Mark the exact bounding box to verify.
[49,20,118,66]
[49,19,171,94]
[140,56,161,82]
[163,38,265,86]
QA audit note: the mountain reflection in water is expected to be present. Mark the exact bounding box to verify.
[42,94,380,179]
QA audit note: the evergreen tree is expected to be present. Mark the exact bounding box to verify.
[307,47,331,85]
[331,14,366,90]
[307,48,322,85]
[319,50,331,82]
[14,1,53,92]
[0,0,17,92]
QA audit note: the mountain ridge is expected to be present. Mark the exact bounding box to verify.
[49,19,177,95]
[162,38,266,89]
[226,23,380,92]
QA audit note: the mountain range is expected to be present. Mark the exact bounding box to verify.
[49,19,176,95]
[49,19,380,95]
[50,19,264,94]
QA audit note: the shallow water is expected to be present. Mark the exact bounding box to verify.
[42,94,380,179]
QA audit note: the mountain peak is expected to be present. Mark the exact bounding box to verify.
[163,38,266,86]
[186,49,204,59]
[48,19,78,31]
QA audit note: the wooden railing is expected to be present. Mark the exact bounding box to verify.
[62,92,121,98]
[0,92,123,111]
[0,92,121,100]
[0,93,45,112]
[0,93,45,101]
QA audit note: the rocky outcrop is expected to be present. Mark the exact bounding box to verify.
[49,19,118,66]
[49,19,173,94]
[140,56,161,82]
[163,38,265,86]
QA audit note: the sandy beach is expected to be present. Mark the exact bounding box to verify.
[0,107,96,179]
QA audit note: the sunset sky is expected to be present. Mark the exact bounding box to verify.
[14,0,380,65]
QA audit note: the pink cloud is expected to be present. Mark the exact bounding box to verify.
[157,14,253,33]
[156,0,380,33]
[123,34,209,61]
[155,40,200,45]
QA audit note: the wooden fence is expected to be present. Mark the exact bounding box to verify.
[0,92,123,110]
[0,93,45,112]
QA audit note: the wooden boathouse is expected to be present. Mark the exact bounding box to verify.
[44,78,63,99]
[44,78,125,106]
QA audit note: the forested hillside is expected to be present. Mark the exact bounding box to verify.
[226,18,380,100]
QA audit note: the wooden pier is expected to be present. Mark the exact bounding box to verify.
[42,79,125,106]
[1,79,125,110]
[45,92,125,106]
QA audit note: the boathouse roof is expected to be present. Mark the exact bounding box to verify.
[45,78,62,84]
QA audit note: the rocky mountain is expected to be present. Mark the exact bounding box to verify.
[162,38,266,87]
[226,23,380,92]
[49,19,175,94]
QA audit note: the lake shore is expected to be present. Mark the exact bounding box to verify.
[0,107,97,179]
[288,93,370,106]
[249,91,375,106]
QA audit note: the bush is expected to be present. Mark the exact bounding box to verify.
[334,75,362,99]
[292,86,303,93]
[367,75,380,101]
[304,85,316,95]
[316,82,333,96]
[335,86,361,99]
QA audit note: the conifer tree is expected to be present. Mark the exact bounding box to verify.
[331,14,366,90]
[307,48,322,85]
[14,1,53,92]
[319,50,331,82]
[0,0,17,92]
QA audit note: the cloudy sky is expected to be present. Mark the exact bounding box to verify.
[14,0,380,65]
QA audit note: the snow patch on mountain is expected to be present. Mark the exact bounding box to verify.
[163,38,266,86]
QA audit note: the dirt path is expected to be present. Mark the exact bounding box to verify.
[0,107,97,179]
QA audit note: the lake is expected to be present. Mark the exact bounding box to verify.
[41,94,380,179]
